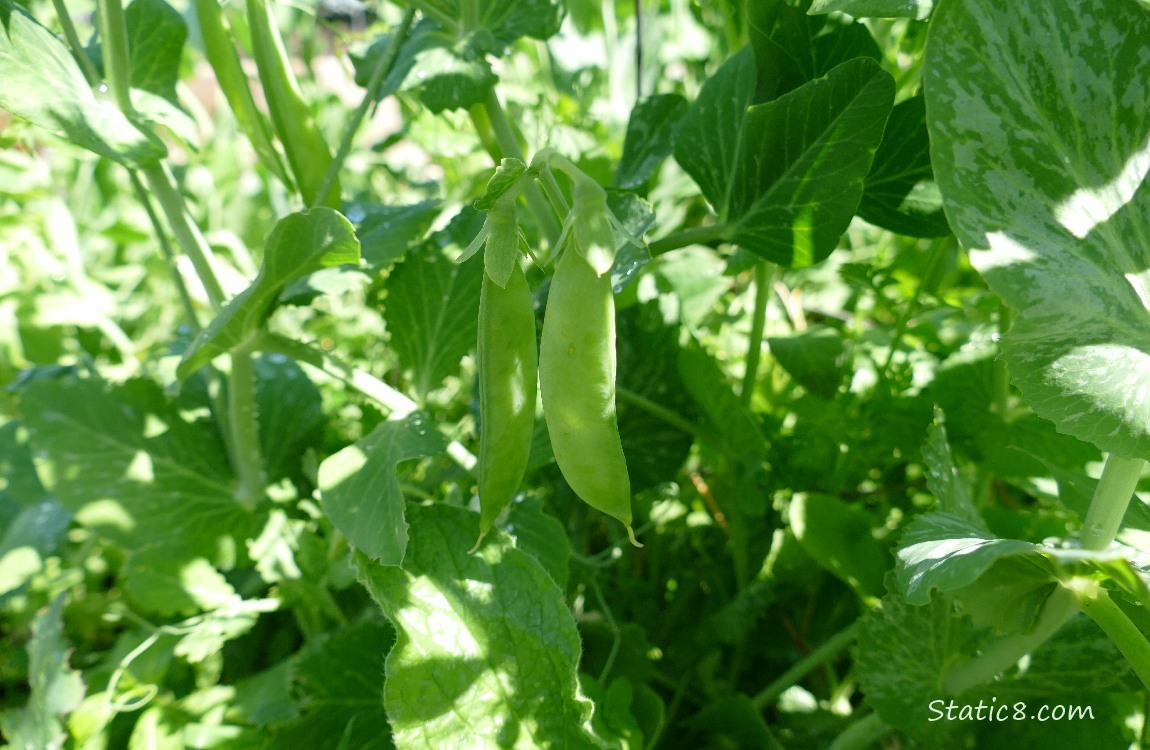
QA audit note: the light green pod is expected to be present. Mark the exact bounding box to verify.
[539,248,635,538]
[477,262,538,541]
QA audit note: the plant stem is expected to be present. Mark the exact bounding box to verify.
[647,224,728,256]
[943,585,1079,694]
[1073,584,1150,691]
[478,90,562,245]
[1081,453,1145,551]
[128,173,202,332]
[752,622,858,709]
[141,164,227,309]
[96,0,133,112]
[52,0,101,85]
[828,712,889,750]
[616,386,703,437]
[227,342,266,508]
[993,301,1014,420]
[741,262,775,408]
[257,333,478,473]
[311,8,416,210]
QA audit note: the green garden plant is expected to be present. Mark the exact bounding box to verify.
[2,0,1150,747]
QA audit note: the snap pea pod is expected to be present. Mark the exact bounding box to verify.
[246,0,339,208]
[476,259,538,542]
[539,247,636,541]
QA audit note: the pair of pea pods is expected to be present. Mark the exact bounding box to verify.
[475,200,635,546]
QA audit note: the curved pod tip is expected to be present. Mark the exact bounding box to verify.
[626,526,643,548]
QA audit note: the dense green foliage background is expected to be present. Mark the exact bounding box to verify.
[3,0,1150,747]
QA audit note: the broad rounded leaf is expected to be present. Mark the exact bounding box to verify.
[926,0,1150,458]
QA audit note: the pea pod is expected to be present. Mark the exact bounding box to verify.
[246,0,339,208]
[539,247,636,541]
[477,260,538,541]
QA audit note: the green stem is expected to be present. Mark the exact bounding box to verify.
[311,8,416,210]
[943,586,1079,694]
[193,0,290,184]
[1080,453,1145,551]
[741,262,775,408]
[752,622,858,709]
[227,342,266,508]
[128,173,202,332]
[96,0,133,112]
[616,386,703,437]
[993,302,1014,420]
[479,90,562,245]
[257,333,478,473]
[828,712,890,750]
[648,224,728,256]
[52,0,101,85]
[1074,585,1150,691]
[141,164,227,309]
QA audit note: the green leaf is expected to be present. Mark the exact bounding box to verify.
[789,493,887,599]
[808,0,933,20]
[358,504,609,749]
[685,694,783,750]
[501,497,571,591]
[177,208,359,377]
[384,221,484,397]
[270,620,395,750]
[858,95,950,237]
[767,326,846,399]
[606,191,656,291]
[318,414,448,565]
[474,158,527,210]
[614,94,689,190]
[20,377,258,557]
[675,50,894,267]
[122,545,238,616]
[255,354,324,483]
[921,409,982,527]
[896,513,1039,605]
[856,590,978,745]
[0,421,47,507]
[0,500,70,596]
[728,58,894,266]
[747,0,813,103]
[126,0,186,103]
[678,339,767,466]
[417,0,564,49]
[616,303,699,494]
[0,0,166,167]
[0,595,86,749]
[352,200,441,268]
[925,0,1150,458]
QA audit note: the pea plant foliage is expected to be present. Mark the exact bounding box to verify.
[2,0,1150,747]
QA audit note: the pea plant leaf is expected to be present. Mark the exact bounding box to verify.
[858,95,950,238]
[0,0,166,168]
[20,377,259,557]
[808,0,934,20]
[0,595,85,750]
[614,94,689,191]
[789,493,887,599]
[126,0,186,103]
[351,199,441,268]
[675,50,894,267]
[925,0,1150,458]
[177,208,360,378]
[358,504,611,749]
[384,210,485,398]
[318,414,448,566]
[411,0,564,50]
[473,158,527,210]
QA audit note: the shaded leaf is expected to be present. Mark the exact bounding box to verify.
[809,0,933,21]
[614,95,688,190]
[790,493,887,598]
[767,326,845,399]
[384,220,484,397]
[21,377,257,557]
[126,0,186,103]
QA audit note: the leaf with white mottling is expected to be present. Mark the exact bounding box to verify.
[926,0,1150,457]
